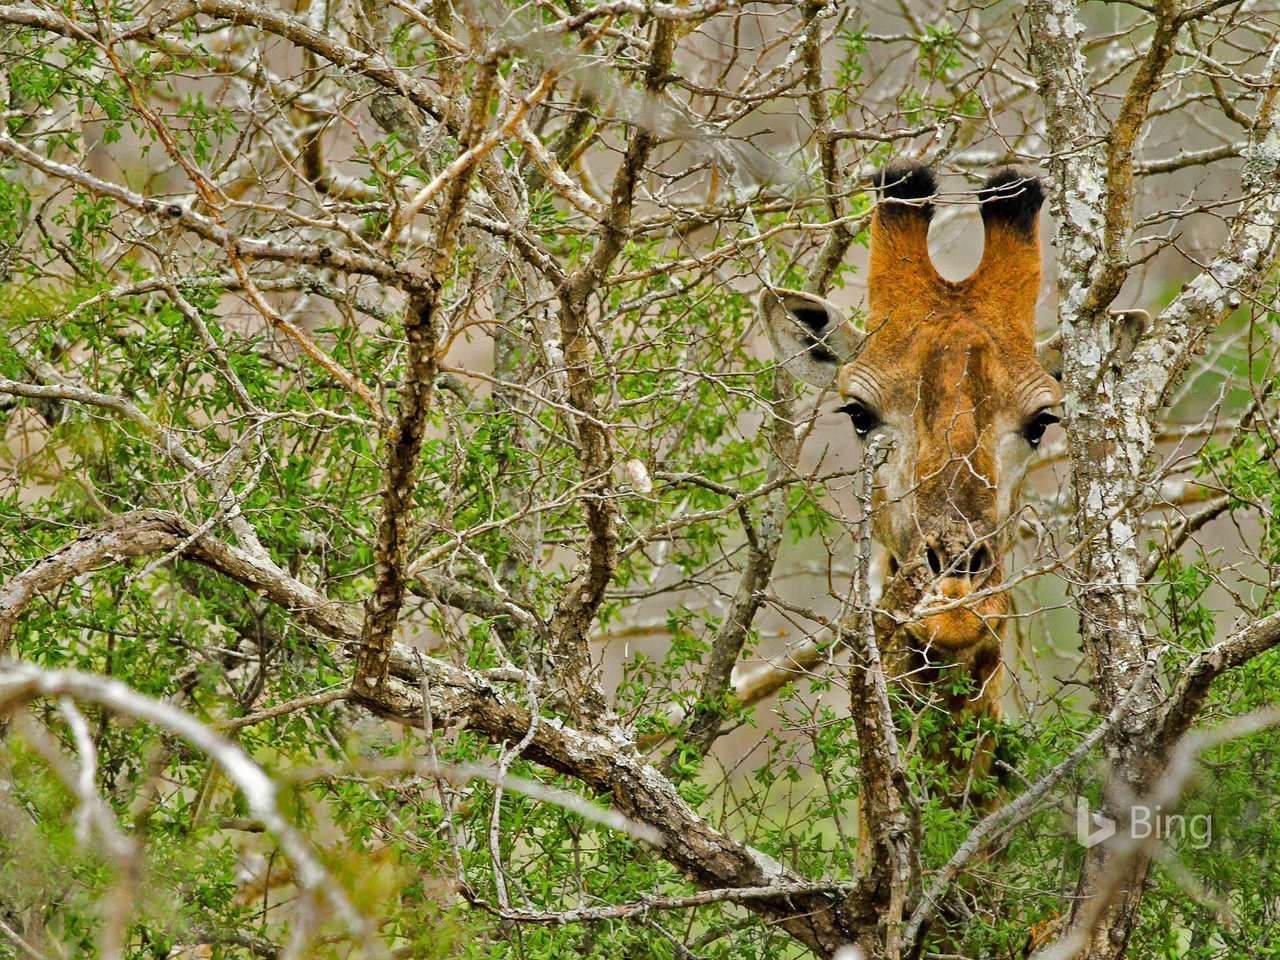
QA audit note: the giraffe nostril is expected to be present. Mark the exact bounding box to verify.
[926,545,942,576]
[969,544,991,576]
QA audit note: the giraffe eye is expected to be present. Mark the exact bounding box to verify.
[837,400,881,438]
[1023,410,1060,449]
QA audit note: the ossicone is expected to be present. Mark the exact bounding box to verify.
[867,161,942,314]
[977,168,1044,240]
[966,166,1046,342]
[872,161,939,224]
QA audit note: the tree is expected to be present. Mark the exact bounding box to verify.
[1,1,1278,958]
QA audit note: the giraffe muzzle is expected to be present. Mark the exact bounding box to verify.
[905,535,1007,653]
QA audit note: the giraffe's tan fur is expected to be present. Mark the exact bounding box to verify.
[762,162,1061,795]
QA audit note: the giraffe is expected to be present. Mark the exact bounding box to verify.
[760,161,1061,802]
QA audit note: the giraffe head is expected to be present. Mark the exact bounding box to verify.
[762,162,1061,655]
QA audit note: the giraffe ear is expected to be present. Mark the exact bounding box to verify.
[1036,330,1062,380]
[1035,309,1149,381]
[759,288,862,387]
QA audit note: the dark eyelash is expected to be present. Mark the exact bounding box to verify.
[1023,411,1060,449]
[836,401,881,438]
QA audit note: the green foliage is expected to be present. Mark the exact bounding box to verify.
[1,5,1277,960]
